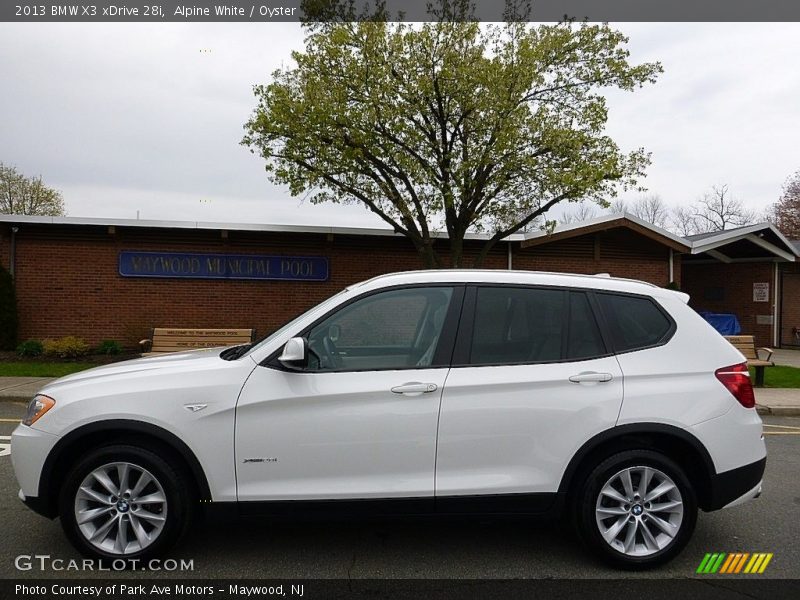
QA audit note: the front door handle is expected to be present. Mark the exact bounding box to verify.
[391,382,438,395]
[569,372,613,384]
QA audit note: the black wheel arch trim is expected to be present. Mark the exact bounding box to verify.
[36,419,212,518]
[558,423,717,507]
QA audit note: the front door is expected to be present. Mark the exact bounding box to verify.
[235,286,462,502]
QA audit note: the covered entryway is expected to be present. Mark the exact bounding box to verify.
[682,224,799,348]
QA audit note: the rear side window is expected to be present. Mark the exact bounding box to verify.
[470,287,564,365]
[567,292,606,360]
[467,287,607,365]
[597,293,673,352]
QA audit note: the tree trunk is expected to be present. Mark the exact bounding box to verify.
[473,237,499,268]
[449,235,464,268]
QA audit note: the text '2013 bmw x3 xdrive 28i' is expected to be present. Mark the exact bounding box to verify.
[12,270,766,569]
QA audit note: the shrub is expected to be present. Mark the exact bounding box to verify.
[43,336,90,359]
[664,281,680,291]
[96,339,122,355]
[16,339,44,357]
[0,266,17,350]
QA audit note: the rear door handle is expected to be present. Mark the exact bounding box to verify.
[569,372,613,384]
[391,382,438,395]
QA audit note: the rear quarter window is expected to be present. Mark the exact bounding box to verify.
[597,293,674,353]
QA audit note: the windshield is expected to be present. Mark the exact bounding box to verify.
[241,288,351,358]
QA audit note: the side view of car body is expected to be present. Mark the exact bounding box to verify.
[12,270,766,568]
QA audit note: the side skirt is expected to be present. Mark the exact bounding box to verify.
[207,493,562,520]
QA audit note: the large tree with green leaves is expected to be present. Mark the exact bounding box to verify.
[243,9,661,267]
[0,163,65,216]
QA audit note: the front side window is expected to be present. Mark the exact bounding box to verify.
[305,287,454,371]
[597,292,673,352]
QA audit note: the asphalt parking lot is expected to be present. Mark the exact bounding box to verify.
[1,401,798,580]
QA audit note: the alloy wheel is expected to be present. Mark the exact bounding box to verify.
[74,461,168,555]
[594,465,684,557]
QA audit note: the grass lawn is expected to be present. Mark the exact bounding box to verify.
[0,362,96,377]
[750,364,800,388]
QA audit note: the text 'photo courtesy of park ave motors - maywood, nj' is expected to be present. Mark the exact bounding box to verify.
[1,1,800,598]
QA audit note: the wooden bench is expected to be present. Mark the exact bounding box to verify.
[140,328,255,355]
[723,335,774,388]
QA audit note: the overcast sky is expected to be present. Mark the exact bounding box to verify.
[0,22,798,227]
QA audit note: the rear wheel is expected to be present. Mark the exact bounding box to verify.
[59,444,194,563]
[575,450,697,569]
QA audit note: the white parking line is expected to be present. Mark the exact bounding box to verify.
[0,435,10,458]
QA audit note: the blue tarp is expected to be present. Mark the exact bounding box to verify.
[698,311,741,336]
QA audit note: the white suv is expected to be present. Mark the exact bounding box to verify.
[12,270,766,568]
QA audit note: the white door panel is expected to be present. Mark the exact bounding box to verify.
[436,356,623,496]
[236,367,448,501]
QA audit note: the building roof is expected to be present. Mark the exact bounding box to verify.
[519,212,691,252]
[0,212,792,260]
[0,211,688,248]
[686,222,798,262]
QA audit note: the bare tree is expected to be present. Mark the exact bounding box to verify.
[629,193,670,228]
[670,205,700,237]
[560,201,598,224]
[0,163,66,216]
[608,198,629,213]
[692,184,756,233]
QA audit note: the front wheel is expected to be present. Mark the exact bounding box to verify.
[59,444,194,563]
[575,450,697,569]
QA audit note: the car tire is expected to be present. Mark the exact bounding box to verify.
[575,449,697,569]
[58,443,195,564]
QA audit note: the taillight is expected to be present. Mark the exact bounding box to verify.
[715,363,756,408]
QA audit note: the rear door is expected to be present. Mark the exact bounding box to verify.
[435,285,624,504]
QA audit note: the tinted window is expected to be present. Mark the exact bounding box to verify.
[567,292,606,360]
[306,287,454,371]
[470,287,565,365]
[597,293,672,352]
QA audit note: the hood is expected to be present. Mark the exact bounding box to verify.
[39,347,233,391]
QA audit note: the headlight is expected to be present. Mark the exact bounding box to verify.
[22,394,55,426]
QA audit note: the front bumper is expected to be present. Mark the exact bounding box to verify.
[706,456,766,511]
[11,424,60,516]
[17,489,57,519]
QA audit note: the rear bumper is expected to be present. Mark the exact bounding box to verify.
[706,456,766,511]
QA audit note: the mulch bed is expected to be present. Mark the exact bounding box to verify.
[0,351,141,365]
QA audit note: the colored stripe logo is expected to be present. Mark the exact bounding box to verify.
[697,553,773,574]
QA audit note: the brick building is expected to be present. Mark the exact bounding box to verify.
[681,225,800,348]
[0,213,796,349]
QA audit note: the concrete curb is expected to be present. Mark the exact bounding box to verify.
[0,395,29,404]
[757,405,800,417]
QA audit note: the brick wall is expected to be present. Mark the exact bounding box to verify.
[0,225,10,272]
[780,263,800,347]
[682,261,777,347]
[514,230,679,287]
[9,223,677,347]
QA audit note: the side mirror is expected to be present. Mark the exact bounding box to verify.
[278,337,308,368]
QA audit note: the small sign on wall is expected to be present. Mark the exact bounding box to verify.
[753,282,770,302]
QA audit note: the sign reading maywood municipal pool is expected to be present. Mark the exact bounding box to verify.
[119,251,329,281]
